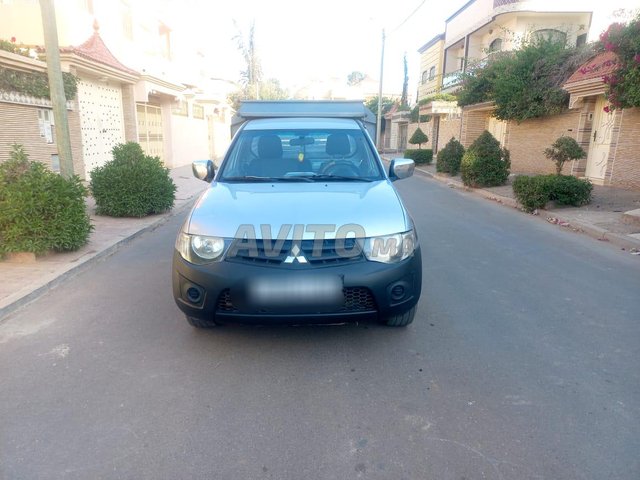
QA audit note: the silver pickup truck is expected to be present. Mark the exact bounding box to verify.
[172,100,422,328]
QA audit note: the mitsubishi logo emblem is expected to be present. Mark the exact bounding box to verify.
[284,244,308,264]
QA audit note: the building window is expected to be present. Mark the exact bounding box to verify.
[531,29,567,46]
[172,100,188,116]
[576,33,587,47]
[489,38,503,53]
[192,104,204,119]
[421,70,428,85]
[38,108,54,144]
[429,66,436,81]
[50,154,60,173]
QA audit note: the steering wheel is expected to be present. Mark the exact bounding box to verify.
[320,160,360,177]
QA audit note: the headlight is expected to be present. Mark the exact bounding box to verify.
[175,232,227,264]
[363,230,416,263]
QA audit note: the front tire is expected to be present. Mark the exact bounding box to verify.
[185,315,219,329]
[382,306,416,327]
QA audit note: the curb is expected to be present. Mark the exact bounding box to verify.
[0,197,199,322]
[412,165,640,252]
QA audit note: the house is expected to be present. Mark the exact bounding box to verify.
[0,49,85,175]
[416,0,592,154]
[0,0,231,178]
[563,52,640,189]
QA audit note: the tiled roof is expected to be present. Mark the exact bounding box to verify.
[61,29,138,76]
[565,51,618,85]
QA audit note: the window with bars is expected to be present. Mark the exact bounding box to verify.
[192,104,204,119]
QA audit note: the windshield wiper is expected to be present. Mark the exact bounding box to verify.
[306,174,372,182]
[223,175,313,183]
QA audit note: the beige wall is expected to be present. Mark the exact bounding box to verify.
[460,109,489,147]
[609,107,640,190]
[506,109,582,175]
[168,102,210,168]
[418,40,444,100]
[0,101,84,179]
[437,115,463,152]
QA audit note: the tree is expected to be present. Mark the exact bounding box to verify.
[401,53,409,107]
[365,96,396,132]
[598,16,640,109]
[228,78,289,111]
[408,128,428,149]
[347,71,365,86]
[233,20,262,94]
[544,136,586,175]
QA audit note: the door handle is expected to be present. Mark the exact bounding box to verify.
[593,130,597,142]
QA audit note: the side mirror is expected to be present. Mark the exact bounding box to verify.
[192,160,215,182]
[389,158,414,181]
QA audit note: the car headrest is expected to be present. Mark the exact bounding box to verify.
[258,135,283,159]
[326,133,350,156]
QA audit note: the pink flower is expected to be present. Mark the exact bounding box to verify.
[634,54,640,64]
[603,106,610,113]
[10,36,16,43]
[603,75,611,84]
[605,42,615,52]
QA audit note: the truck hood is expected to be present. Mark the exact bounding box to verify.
[186,180,410,239]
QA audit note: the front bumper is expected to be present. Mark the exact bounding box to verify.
[172,247,422,324]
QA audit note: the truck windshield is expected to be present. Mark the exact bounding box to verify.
[219,128,384,182]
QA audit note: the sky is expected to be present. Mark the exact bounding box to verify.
[161,0,638,96]
[164,0,469,95]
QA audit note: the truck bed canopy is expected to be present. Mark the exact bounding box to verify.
[231,100,377,142]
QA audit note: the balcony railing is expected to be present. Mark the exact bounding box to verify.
[442,70,463,90]
[493,0,521,7]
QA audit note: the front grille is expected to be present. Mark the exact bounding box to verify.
[226,238,363,267]
[215,287,376,314]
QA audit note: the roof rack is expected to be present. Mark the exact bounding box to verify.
[231,100,376,141]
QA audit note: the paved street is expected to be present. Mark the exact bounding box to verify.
[1,174,639,480]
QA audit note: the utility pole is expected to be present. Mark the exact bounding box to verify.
[39,0,74,179]
[376,28,385,152]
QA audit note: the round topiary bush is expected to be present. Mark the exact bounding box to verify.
[90,142,177,217]
[460,130,510,187]
[0,144,92,256]
[404,149,433,164]
[436,137,465,175]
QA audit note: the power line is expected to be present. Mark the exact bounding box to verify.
[390,0,427,35]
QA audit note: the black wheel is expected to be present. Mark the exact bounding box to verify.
[185,315,219,329]
[382,306,416,327]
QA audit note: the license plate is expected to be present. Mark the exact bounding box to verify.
[246,274,343,310]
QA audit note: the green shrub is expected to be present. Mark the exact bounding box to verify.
[513,174,592,212]
[460,131,510,187]
[408,127,428,148]
[0,144,92,255]
[90,142,176,217]
[548,174,592,206]
[436,137,465,175]
[544,136,586,175]
[512,175,552,212]
[404,149,433,164]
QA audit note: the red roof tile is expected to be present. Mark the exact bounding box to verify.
[61,30,138,76]
[565,51,618,85]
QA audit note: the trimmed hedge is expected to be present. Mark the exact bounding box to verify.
[512,174,593,212]
[0,145,92,255]
[460,131,510,187]
[404,149,433,164]
[436,137,465,175]
[90,142,176,217]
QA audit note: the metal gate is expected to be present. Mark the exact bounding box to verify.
[136,103,164,161]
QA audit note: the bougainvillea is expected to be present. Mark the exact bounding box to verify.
[598,17,640,109]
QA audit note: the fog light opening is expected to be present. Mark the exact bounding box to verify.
[391,284,406,301]
[186,286,203,303]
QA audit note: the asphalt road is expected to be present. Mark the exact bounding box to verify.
[1,174,639,480]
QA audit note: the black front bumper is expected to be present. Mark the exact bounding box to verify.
[172,247,422,324]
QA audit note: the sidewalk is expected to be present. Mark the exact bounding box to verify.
[397,158,640,251]
[0,164,208,321]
